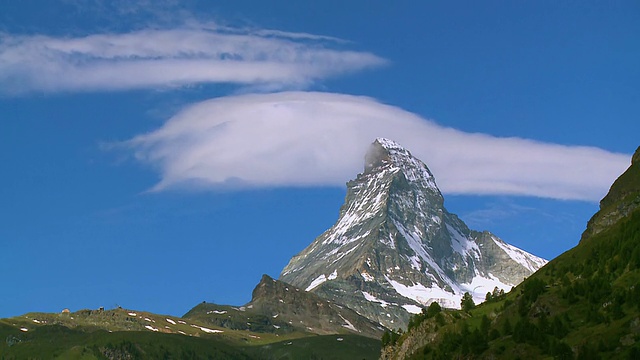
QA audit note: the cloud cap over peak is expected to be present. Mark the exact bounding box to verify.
[0,23,385,94]
[124,91,630,201]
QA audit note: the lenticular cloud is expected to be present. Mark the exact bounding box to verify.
[125,91,630,201]
[0,24,385,93]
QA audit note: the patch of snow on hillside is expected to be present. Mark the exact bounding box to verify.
[128,312,137,316]
[191,324,223,333]
[380,232,395,249]
[492,236,547,272]
[166,318,176,325]
[385,275,456,306]
[402,304,423,314]
[339,314,359,332]
[145,325,159,332]
[305,274,327,291]
[362,291,390,307]
[446,224,480,260]
[207,310,227,314]
[460,274,513,305]
[361,272,374,282]
[408,255,421,270]
[20,328,28,332]
[328,269,338,280]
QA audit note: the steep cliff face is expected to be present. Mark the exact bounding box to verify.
[582,146,640,241]
[280,138,546,329]
[184,274,383,339]
[249,274,383,338]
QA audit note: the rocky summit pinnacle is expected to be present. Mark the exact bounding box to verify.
[581,145,640,242]
[280,138,547,330]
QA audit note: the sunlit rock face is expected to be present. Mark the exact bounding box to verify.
[280,138,547,330]
[581,146,640,242]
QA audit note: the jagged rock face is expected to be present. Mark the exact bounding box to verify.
[280,138,546,330]
[249,275,383,338]
[582,146,640,242]
[184,275,384,338]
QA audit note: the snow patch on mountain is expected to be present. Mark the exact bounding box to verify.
[328,270,338,280]
[305,274,327,291]
[361,272,375,282]
[191,324,223,333]
[385,276,454,306]
[362,291,390,307]
[459,274,512,305]
[339,314,359,332]
[402,305,423,314]
[447,223,480,260]
[492,236,547,272]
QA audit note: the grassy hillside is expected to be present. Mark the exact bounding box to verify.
[0,322,251,360]
[381,208,640,359]
[246,334,381,360]
[0,307,380,359]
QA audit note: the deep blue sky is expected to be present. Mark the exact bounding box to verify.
[1,1,638,318]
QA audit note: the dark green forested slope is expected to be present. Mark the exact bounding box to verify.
[381,147,640,360]
[0,323,252,360]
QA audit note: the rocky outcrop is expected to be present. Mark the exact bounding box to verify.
[184,275,384,339]
[582,146,640,242]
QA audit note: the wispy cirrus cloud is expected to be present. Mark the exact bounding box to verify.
[0,22,385,94]
[123,91,631,202]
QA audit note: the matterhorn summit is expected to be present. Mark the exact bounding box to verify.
[280,138,547,329]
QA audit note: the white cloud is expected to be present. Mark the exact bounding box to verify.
[123,91,630,201]
[0,23,385,93]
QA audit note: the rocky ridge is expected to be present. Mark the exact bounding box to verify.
[582,146,640,241]
[184,274,383,339]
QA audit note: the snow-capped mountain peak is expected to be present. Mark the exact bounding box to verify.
[280,139,547,329]
[365,138,439,192]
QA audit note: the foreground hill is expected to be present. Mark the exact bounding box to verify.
[381,146,640,359]
[0,308,252,359]
[0,305,381,359]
